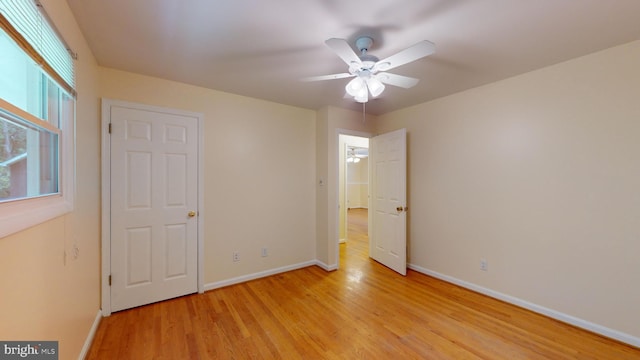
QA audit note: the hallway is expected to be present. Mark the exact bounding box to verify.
[340,208,369,266]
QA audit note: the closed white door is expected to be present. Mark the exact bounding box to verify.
[110,105,199,312]
[370,128,407,275]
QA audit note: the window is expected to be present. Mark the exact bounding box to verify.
[0,0,76,238]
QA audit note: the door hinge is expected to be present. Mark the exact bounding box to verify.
[108,275,112,286]
[108,123,112,134]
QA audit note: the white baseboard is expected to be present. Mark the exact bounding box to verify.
[408,263,640,348]
[78,309,102,360]
[204,260,319,291]
[314,260,338,272]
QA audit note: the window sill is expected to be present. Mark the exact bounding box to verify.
[0,194,73,238]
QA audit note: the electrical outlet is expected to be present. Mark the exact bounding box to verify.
[480,258,488,271]
[233,251,240,262]
[261,247,268,257]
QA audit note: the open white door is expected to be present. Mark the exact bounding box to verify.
[109,103,199,312]
[369,128,407,275]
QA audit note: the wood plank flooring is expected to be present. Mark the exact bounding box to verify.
[87,208,640,359]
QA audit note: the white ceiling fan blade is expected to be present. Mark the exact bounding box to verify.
[325,38,363,67]
[375,40,435,71]
[376,73,420,88]
[301,73,354,82]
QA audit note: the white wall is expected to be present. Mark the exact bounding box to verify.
[347,158,368,209]
[99,68,317,284]
[377,41,640,342]
[0,1,102,359]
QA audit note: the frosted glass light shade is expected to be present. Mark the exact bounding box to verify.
[367,76,385,97]
[355,88,368,103]
[345,77,365,96]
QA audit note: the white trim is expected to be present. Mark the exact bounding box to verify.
[204,260,319,291]
[100,98,204,315]
[197,111,205,294]
[78,310,102,360]
[342,142,349,248]
[100,100,111,316]
[315,260,338,272]
[408,263,640,348]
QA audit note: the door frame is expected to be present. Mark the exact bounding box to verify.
[334,129,372,269]
[100,98,205,316]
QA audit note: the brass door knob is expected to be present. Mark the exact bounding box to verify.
[188,211,196,217]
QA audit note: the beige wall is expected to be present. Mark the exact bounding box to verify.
[0,1,102,359]
[377,41,640,339]
[99,68,317,283]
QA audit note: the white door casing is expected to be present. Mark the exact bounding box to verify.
[101,99,204,315]
[369,128,407,275]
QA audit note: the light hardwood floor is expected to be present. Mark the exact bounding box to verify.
[87,208,640,359]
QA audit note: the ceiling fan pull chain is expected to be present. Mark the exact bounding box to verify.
[362,102,366,123]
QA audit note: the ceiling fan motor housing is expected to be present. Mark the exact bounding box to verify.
[355,36,374,52]
[355,37,379,69]
[360,54,379,68]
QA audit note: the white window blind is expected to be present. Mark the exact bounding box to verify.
[0,0,75,95]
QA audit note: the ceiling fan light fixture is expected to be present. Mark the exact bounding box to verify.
[355,89,368,103]
[345,77,365,96]
[367,76,385,97]
[306,37,435,104]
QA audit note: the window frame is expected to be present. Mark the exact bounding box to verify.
[0,0,76,238]
[0,96,74,238]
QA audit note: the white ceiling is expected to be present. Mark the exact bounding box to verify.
[66,0,640,115]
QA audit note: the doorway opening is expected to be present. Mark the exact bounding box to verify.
[338,134,369,267]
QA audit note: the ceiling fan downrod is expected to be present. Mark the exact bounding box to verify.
[355,37,379,67]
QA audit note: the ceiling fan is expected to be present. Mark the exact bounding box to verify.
[303,36,435,103]
[347,147,369,163]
